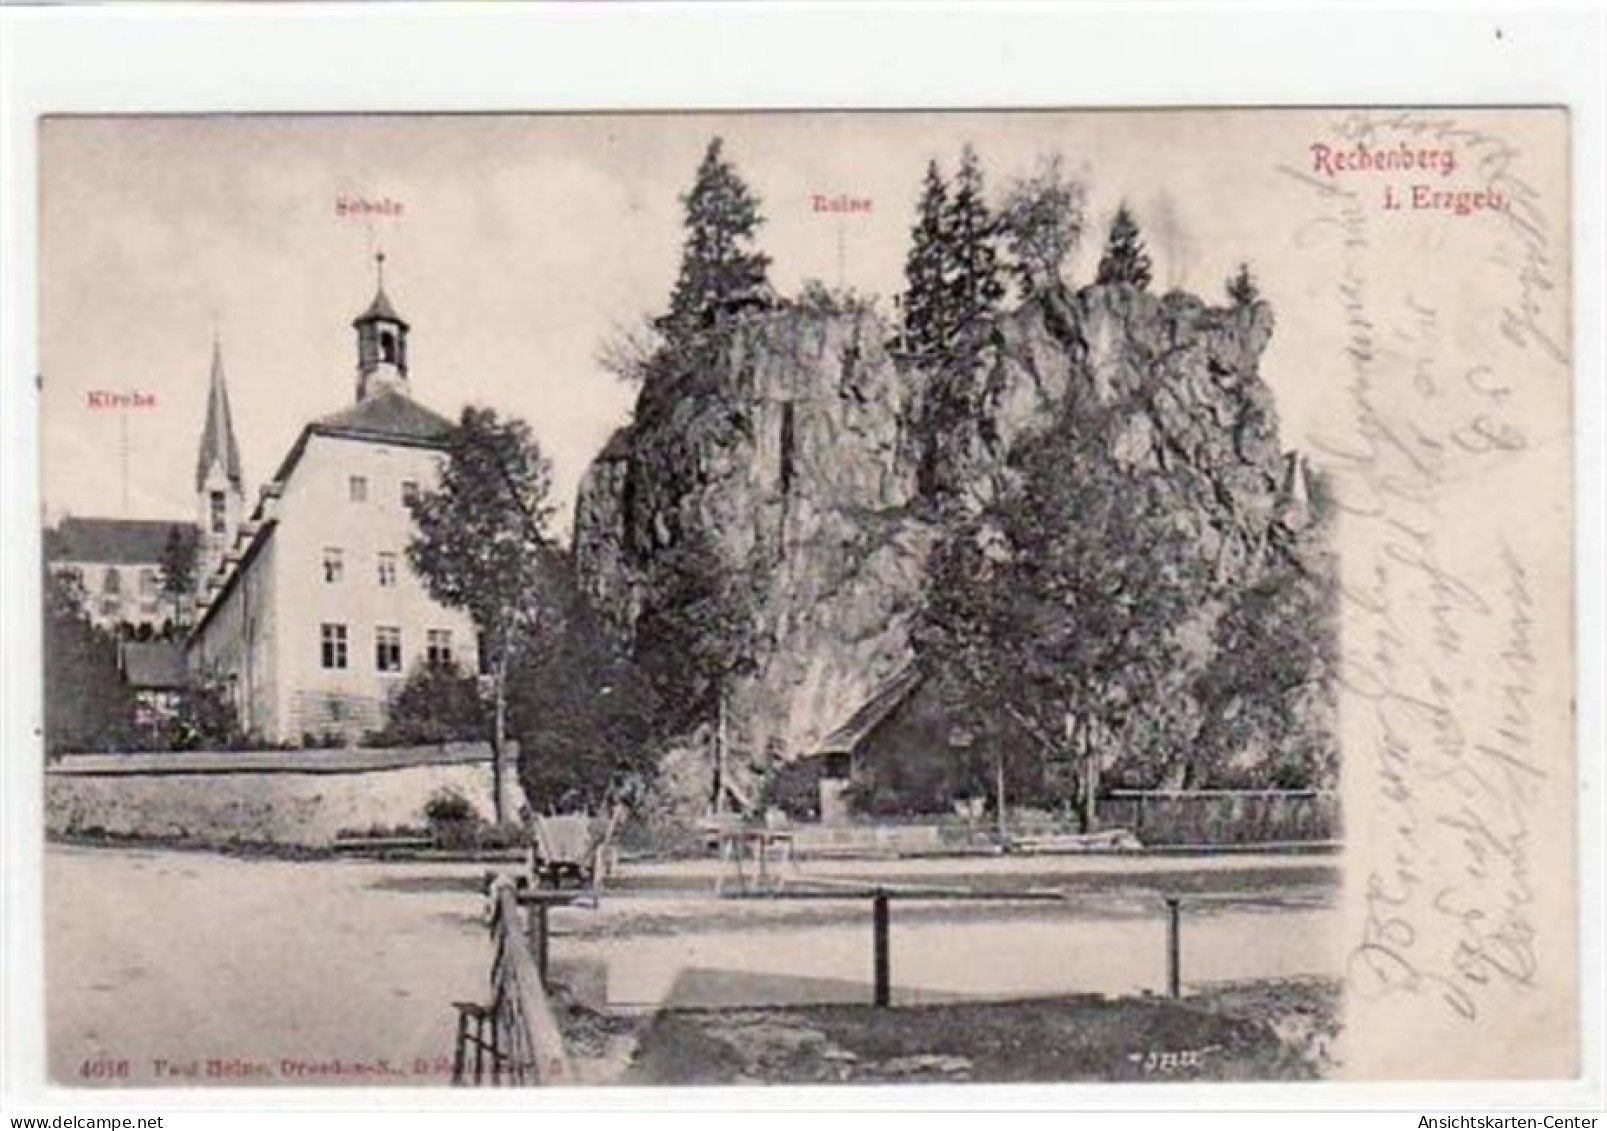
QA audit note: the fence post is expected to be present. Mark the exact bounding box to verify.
[452,1009,469,1085]
[532,904,551,989]
[872,888,891,1008]
[473,1012,486,1083]
[1165,896,1182,998]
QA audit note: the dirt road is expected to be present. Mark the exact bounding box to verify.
[45,844,1338,1086]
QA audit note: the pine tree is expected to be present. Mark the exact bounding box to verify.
[662,138,772,343]
[899,160,950,357]
[158,523,198,627]
[1095,203,1153,290]
[1227,262,1260,307]
[943,144,1006,346]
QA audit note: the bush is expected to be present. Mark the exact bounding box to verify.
[300,730,347,750]
[424,787,477,826]
[430,819,526,852]
[419,785,526,853]
[159,680,248,751]
[373,661,490,746]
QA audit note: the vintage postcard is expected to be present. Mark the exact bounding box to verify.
[28,106,1575,1091]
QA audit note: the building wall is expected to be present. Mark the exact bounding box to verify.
[269,432,477,743]
[188,534,279,738]
[849,678,1052,815]
[50,559,170,631]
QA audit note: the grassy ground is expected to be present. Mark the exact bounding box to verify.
[559,977,1339,1084]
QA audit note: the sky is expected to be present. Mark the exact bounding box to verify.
[41,110,1372,537]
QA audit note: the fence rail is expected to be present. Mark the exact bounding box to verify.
[1100,789,1339,846]
[514,879,1301,1014]
[452,882,571,1085]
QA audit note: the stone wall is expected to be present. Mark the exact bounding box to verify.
[46,746,519,848]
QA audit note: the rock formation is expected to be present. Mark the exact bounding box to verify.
[572,282,1311,797]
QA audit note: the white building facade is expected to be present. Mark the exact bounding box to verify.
[187,270,477,744]
[46,517,193,632]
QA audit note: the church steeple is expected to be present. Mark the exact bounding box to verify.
[353,252,410,401]
[195,333,247,579]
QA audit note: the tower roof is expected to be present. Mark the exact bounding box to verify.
[352,253,410,330]
[195,337,245,492]
[353,285,409,330]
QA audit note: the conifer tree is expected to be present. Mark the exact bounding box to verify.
[899,160,950,357]
[942,144,1006,345]
[1095,203,1153,290]
[662,138,772,343]
[1227,262,1260,307]
[158,523,198,627]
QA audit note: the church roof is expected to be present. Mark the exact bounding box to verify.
[47,517,195,565]
[314,387,455,445]
[352,285,410,330]
[195,339,245,491]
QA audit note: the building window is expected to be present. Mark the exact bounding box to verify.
[375,626,402,674]
[322,547,344,583]
[320,623,348,670]
[349,475,368,503]
[210,490,227,533]
[103,567,122,594]
[100,597,119,617]
[401,480,419,506]
[426,629,453,667]
[139,568,158,596]
[377,552,398,588]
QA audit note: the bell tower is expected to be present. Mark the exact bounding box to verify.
[353,251,410,401]
[195,332,247,580]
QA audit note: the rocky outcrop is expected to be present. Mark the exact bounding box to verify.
[574,304,933,768]
[572,283,1296,786]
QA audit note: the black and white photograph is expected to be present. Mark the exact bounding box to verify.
[21,101,1579,1093]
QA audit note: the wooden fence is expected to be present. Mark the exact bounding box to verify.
[1099,789,1339,846]
[452,881,571,1085]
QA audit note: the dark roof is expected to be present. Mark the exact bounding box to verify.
[314,387,454,445]
[352,285,410,330]
[195,340,245,491]
[812,666,924,756]
[119,641,189,691]
[47,517,196,565]
[261,390,456,499]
